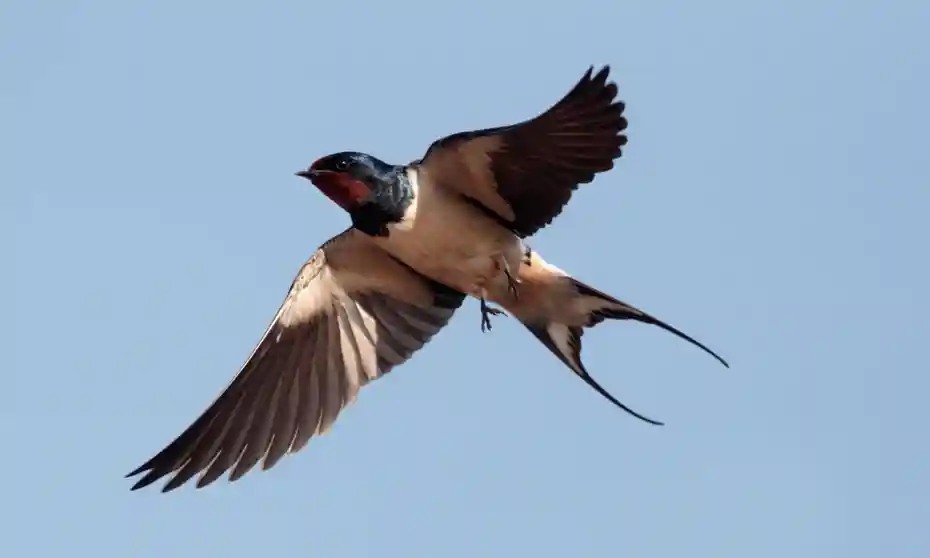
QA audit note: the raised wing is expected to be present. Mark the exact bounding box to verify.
[416,66,627,238]
[126,228,465,492]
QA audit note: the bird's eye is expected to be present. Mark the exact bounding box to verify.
[335,159,350,171]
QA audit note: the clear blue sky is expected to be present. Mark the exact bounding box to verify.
[2,1,928,556]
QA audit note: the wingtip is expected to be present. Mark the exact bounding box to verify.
[569,65,617,106]
[125,463,146,478]
[128,474,155,492]
[589,65,611,85]
[126,464,177,493]
[161,476,187,493]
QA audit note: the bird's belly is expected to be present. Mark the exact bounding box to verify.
[375,197,523,295]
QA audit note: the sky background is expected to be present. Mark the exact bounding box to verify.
[2,1,928,556]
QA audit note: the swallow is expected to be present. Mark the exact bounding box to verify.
[127,66,728,492]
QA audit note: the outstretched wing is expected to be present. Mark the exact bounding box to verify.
[416,66,627,238]
[127,228,465,492]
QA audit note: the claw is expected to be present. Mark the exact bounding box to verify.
[480,297,506,333]
[498,256,521,300]
[504,267,519,299]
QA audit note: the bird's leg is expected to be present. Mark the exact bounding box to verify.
[476,255,516,333]
[480,291,506,333]
[497,255,520,300]
[476,265,505,332]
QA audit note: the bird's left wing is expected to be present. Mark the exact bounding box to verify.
[126,228,465,492]
[415,66,628,238]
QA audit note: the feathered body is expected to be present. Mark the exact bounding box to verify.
[126,66,729,493]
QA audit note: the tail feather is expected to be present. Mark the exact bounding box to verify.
[524,322,664,426]
[518,276,728,426]
[572,279,729,368]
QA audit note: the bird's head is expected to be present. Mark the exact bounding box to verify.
[296,151,392,212]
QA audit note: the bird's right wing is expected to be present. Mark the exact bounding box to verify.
[415,66,628,238]
[126,228,465,492]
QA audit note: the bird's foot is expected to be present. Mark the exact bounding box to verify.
[498,256,521,300]
[480,297,506,333]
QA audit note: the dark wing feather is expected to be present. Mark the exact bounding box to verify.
[126,229,465,492]
[417,66,627,237]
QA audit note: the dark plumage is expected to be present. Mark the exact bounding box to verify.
[416,65,628,237]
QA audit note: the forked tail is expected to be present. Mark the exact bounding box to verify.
[522,277,729,426]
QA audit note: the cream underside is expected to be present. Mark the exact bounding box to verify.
[373,168,524,297]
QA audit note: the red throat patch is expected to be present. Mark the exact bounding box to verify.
[311,173,371,211]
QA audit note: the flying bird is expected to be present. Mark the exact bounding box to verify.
[127,66,728,493]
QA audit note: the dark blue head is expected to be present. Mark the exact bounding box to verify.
[296,151,397,213]
[296,151,412,237]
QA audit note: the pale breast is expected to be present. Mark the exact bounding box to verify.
[374,168,524,294]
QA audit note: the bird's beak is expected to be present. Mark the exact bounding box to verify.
[295,169,336,180]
